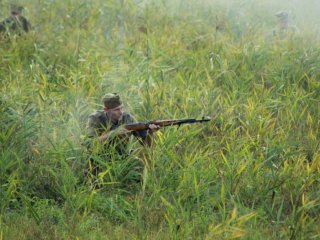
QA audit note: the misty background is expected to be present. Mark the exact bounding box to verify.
[1,0,320,42]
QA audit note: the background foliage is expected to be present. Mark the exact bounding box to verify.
[0,0,319,239]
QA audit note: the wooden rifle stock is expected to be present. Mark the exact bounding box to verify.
[124,118,211,131]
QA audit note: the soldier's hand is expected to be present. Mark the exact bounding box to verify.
[148,124,160,133]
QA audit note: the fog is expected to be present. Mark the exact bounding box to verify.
[137,0,320,41]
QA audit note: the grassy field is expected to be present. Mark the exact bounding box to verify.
[1,0,320,239]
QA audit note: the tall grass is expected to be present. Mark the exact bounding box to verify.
[0,0,319,239]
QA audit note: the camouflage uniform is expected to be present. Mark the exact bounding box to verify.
[85,109,147,186]
[0,5,31,38]
[272,11,299,39]
[87,110,147,155]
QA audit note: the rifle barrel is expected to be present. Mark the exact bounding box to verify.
[125,118,210,131]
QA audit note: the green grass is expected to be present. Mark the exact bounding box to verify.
[1,0,320,239]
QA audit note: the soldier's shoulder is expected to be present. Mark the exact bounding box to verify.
[88,111,107,127]
[88,110,105,119]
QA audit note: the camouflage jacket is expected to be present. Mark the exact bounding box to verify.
[86,110,147,156]
[0,15,31,35]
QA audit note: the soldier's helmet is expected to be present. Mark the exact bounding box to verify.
[275,11,289,21]
[10,4,24,15]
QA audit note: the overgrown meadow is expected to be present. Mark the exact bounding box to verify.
[1,0,320,239]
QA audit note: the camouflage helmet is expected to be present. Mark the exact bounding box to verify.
[275,11,289,21]
[102,93,122,109]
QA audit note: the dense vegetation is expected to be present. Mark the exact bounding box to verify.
[0,0,319,239]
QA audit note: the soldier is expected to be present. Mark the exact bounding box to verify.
[85,93,159,187]
[0,4,31,37]
[272,11,299,39]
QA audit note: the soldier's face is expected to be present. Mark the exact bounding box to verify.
[105,104,124,122]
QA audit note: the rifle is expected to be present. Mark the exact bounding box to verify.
[124,117,211,131]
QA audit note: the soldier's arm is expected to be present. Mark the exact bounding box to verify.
[98,127,130,142]
[87,115,100,138]
[87,114,131,143]
[22,17,31,32]
[141,124,160,146]
[0,22,5,32]
[127,114,159,146]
